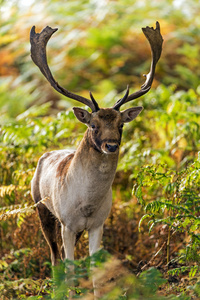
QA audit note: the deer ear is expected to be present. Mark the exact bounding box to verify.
[121,106,143,123]
[73,107,91,124]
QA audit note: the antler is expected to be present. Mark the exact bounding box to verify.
[113,21,163,110]
[30,26,98,112]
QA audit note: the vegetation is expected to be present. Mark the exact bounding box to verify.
[0,0,200,299]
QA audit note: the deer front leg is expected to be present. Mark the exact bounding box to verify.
[89,225,104,299]
[61,225,76,297]
[61,225,76,260]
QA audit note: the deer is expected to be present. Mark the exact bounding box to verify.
[30,21,163,297]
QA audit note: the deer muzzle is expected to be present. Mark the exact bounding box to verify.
[102,141,119,154]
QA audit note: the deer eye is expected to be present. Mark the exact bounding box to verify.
[119,124,124,129]
[91,124,98,134]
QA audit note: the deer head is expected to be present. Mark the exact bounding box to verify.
[30,22,163,154]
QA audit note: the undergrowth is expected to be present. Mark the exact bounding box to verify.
[1,249,200,299]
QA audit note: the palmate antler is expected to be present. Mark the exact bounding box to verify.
[30,26,99,112]
[30,22,163,112]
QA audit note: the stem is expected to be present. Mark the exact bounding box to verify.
[167,227,170,265]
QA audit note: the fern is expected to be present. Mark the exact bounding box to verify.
[0,198,49,224]
[134,154,200,270]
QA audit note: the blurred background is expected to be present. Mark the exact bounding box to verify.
[0,0,200,298]
[1,0,200,118]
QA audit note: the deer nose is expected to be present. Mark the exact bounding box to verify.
[105,143,118,152]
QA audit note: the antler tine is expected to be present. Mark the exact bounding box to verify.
[89,91,100,112]
[30,26,96,112]
[113,85,130,111]
[113,21,163,110]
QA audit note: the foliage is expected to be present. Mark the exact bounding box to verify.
[1,248,194,299]
[134,155,200,273]
[118,83,200,175]
[49,251,169,300]
[0,0,200,299]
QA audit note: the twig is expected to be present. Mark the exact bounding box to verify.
[137,241,166,275]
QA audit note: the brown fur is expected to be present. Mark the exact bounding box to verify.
[56,153,74,183]
[37,202,64,263]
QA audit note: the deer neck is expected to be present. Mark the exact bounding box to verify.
[68,129,119,189]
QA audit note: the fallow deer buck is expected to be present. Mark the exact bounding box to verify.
[31,21,163,295]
